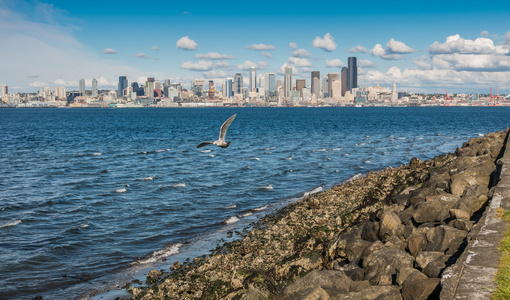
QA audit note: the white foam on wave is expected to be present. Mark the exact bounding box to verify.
[304,186,323,197]
[346,173,363,182]
[224,216,240,224]
[416,137,424,140]
[201,149,213,153]
[478,133,484,137]
[249,157,260,161]
[364,160,371,164]
[91,153,102,156]
[225,204,237,209]
[80,223,90,228]
[253,205,268,211]
[344,153,350,156]
[114,187,127,193]
[259,185,274,190]
[332,148,343,151]
[312,149,327,152]
[155,149,165,153]
[136,243,183,265]
[208,154,216,158]
[139,176,156,181]
[264,147,276,150]
[172,183,186,188]
[138,151,148,155]
[239,211,253,217]
[0,219,21,229]
[284,157,292,160]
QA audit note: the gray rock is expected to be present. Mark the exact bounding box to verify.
[362,247,414,285]
[349,280,371,292]
[345,238,372,263]
[449,208,471,221]
[402,278,441,300]
[281,270,352,298]
[425,225,467,253]
[415,251,444,269]
[341,286,402,300]
[422,255,448,278]
[407,233,426,258]
[396,267,427,286]
[448,219,474,232]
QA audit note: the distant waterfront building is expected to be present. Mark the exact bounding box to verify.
[391,82,397,102]
[54,87,66,100]
[327,73,340,99]
[331,80,342,99]
[145,77,155,98]
[242,87,249,100]
[39,86,51,99]
[92,78,98,97]
[311,71,320,98]
[284,66,293,98]
[249,67,257,92]
[322,76,329,98]
[296,79,306,97]
[225,78,233,98]
[234,73,243,95]
[1,84,7,101]
[341,67,348,96]
[347,57,357,92]
[264,73,277,101]
[131,82,144,97]
[118,76,128,98]
[79,78,85,96]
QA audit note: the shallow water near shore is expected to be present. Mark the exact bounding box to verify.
[1,107,509,299]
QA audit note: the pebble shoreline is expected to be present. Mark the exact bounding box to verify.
[130,129,508,300]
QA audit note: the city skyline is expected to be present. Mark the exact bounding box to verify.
[1,0,510,94]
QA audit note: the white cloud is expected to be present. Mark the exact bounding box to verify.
[349,45,368,53]
[29,81,48,88]
[386,38,414,54]
[428,34,509,55]
[370,44,402,60]
[103,48,118,54]
[245,44,276,51]
[288,57,312,67]
[358,59,377,69]
[135,53,149,59]
[261,52,272,59]
[151,45,160,51]
[432,53,510,71]
[53,78,75,86]
[214,61,233,69]
[312,33,337,52]
[325,59,344,68]
[481,30,489,37]
[237,60,268,70]
[194,52,235,59]
[291,49,311,58]
[180,60,213,71]
[289,42,298,49]
[201,70,227,79]
[176,36,198,50]
[413,56,433,70]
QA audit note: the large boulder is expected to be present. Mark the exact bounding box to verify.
[378,211,403,241]
[425,225,467,253]
[412,194,458,224]
[341,286,402,300]
[406,233,426,258]
[415,251,444,269]
[281,270,352,298]
[362,247,414,285]
[402,278,441,300]
[453,185,489,215]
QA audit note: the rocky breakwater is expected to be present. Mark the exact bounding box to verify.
[132,129,507,300]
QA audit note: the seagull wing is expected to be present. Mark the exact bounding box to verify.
[197,141,214,148]
[218,114,237,141]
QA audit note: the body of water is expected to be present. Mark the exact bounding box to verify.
[0,107,509,299]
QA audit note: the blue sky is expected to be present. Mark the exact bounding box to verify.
[1,0,510,94]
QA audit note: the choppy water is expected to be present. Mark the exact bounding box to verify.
[0,107,509,299]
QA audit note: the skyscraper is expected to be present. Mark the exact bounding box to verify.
[347,57,357,92]
[234,73,243,95]
[225,78,233,98]
[249,67,256,92]
[145,77,155,98]
[391,82,397,102]
[92,78,98,97]
[1,85,7,101]
[311,71,320,97]
[322,76,329,98]
[54,87,66,100]
[264,73,276,92]
[79,78,85,96]
[118,76,128,98]
[284,66,293,98]
[327,73,340,99]
[296,79,306,97]
[341,67,348,96]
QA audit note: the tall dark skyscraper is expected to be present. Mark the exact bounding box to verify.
[118,76,128,98]
[311,71,320,97]
[347,57,357,92]
[341,67,348,96]
[234,73,243,95]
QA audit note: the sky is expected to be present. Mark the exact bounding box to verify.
[1,0,510,94]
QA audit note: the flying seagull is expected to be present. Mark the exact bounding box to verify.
[197,114,237,149]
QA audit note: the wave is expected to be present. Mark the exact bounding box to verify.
[364,160,371,164]
[201,149,213,153]
[138,176,156,181]
[224,216,240,224]
[283,157,292,160]
[225,204,237,209]
[100,169,110,174]
[114,187,127,193]
[252,205,268,211]
[239,211,253,217]
[258,185,274,190]
[138,151,148,155]
[208,154,216,158]
[346,173,363,182]
[304,186,323,197]
[344,153,350,156]
[332,148,342,151]
[155,149,170,152]
[311,149,327,152]
[249,157,260,161]
[90,153,102,156]
[0,219,21,229]
[172,183,186,188]
[136,243,183,265]
[264,147,276,150]
[478,133,484,137]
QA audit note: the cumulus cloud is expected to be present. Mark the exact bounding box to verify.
[291,49,311,58]
[325,59,344,68]
[312,33,337,52]
[432,53,510,71]
[237,60,267,70]
[245,44,276,51]
[29,81,48,88]
[349,45,368,53]
[201,70,227,79]
[413,56,433,70]
[370,38,414,60]
[194,52,235,59]
[176,36,198,50]
[358,59,377,69]
[103,48,118,54]
[214,61,233,69]
[288,57,312,67]
[289,42,298,49]
[136,53,149,59]
[261,52,272,59]
[151,45,160,51]
[480,30,489,37]
[180,60,213,71]
[370,44,401,60]
[428,34,509,55]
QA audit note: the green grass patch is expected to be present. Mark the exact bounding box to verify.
[492,209,510,300]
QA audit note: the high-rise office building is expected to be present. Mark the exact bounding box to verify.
[341,67,348,96]
[54,87,66,100]
[347,57,357,92]
[327,73,340,99]
[225,78,233,98]
[145,77,155,98]
[264,73,276,92]
[79,78,86,96]
[1,85,7,101]
[234,73,243,95]
[311,71,320,97]
[249,67,256,92]
[284,66,293,98]
[296,79,306,97]
[322,76,329,98]
[118,76,128,98]
[92,78,98,97]
[391,82,397,102]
